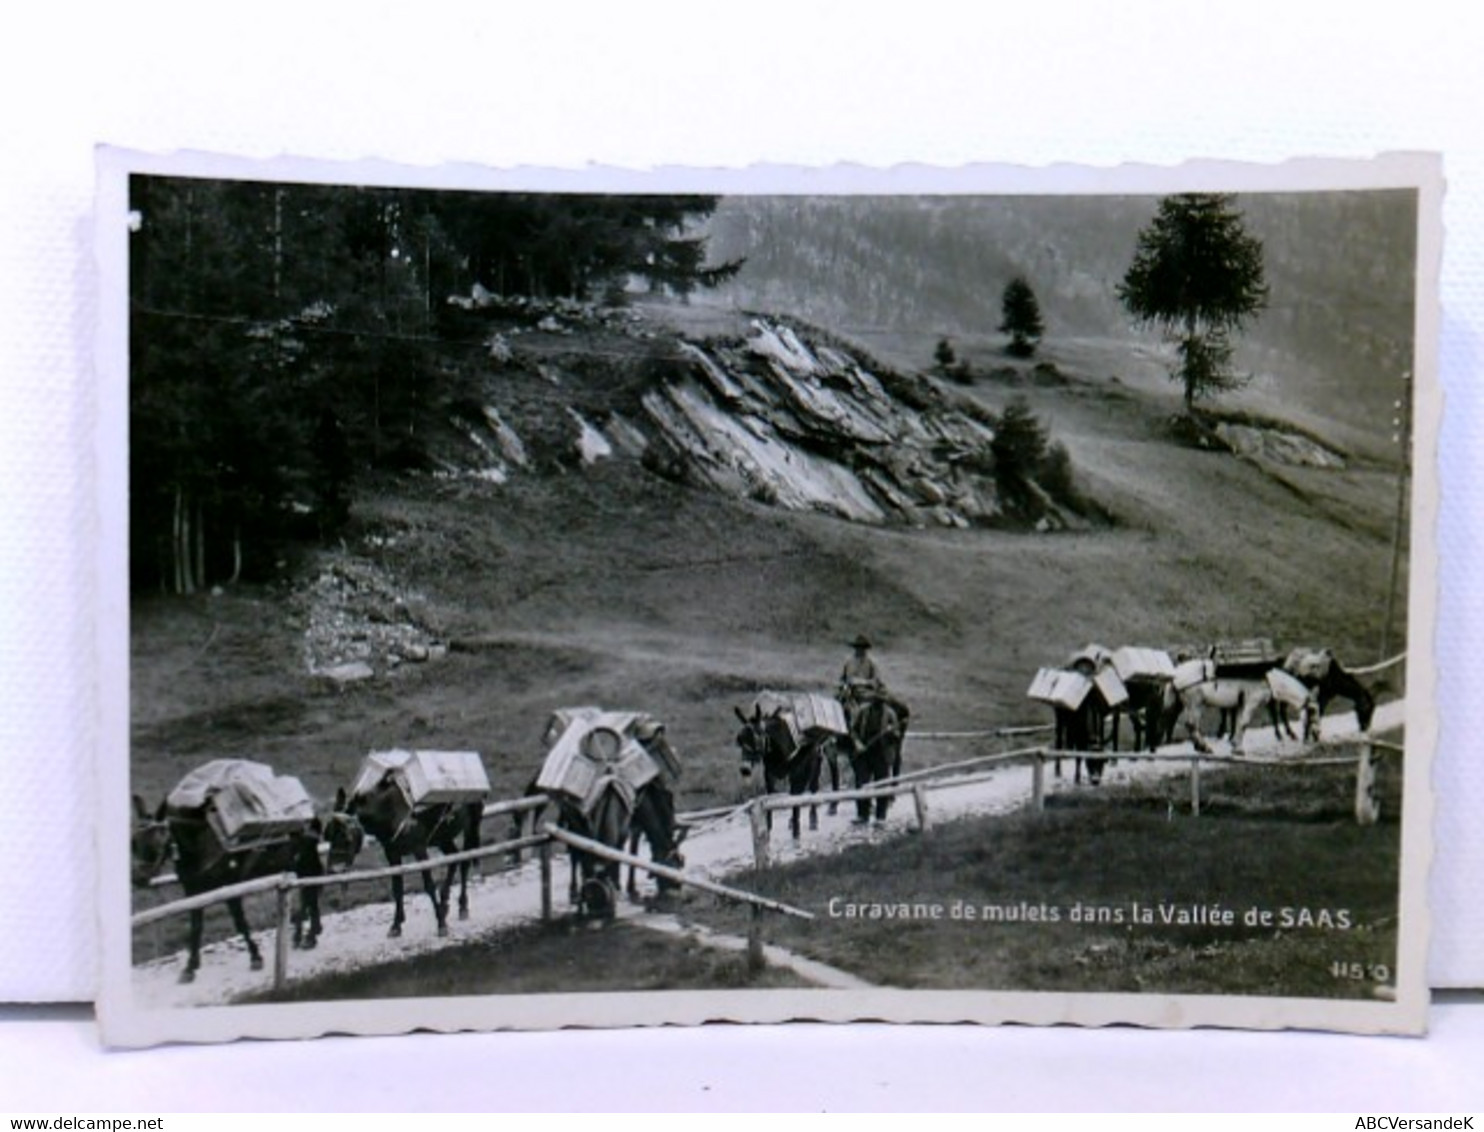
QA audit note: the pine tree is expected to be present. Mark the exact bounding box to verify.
[934,338,956,373]
[1117,193,1268,412]
[998,276,1044,358]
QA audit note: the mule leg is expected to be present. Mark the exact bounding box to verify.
[302,887,321,949]
[852,750,873,824]
[181,908,204,983]
[225,898,263,972]
[422,857,449,937]
[875,745,894,821]
[626,828,641,898]
[388,856,407,938]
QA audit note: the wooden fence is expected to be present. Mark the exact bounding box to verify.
[133,799,807,992]
[135,671,1404,989]
[742,732,1399,869]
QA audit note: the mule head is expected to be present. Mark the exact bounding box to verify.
[321,789,366,873]
[1346,672,1377,732]
[130,794,173,888]
[734,705,764,776]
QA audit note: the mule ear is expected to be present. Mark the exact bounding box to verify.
[733,706,749,725]
[132,794,150,821]
[334,787,347,811]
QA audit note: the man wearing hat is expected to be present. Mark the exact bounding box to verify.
[839,634,884,702]
[838,634,911,724]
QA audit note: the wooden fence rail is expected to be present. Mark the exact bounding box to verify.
[743,732,1399,868]
[543,825,815,921]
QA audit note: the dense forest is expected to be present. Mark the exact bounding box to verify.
[128,178,740,594]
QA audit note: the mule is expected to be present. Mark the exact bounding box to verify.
[131,794,328,984]
[734,704,833,838]
[846,694,904,823]
[555,778,684,918]
[1169,660,1317,754]
[1283,649,1377,738]
[334,778,483,938]
[1053,697,1110,785]
[1104,680,1172,753]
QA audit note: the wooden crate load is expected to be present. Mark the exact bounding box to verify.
[1111,646,1177,685]
[1065,644,1113,672]
[352,749,491,809]
[1029,663,1128,711]
[1211,637,1280,673]
[1092,666,1130,709]
[1265,666,1313,707]
[1027,667,1094,711]
[749,690,848,751]
[791,692,849,737]
[165,759,316,854]
[535,709,660,815]
[539,706,603,751]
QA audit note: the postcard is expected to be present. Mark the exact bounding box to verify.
[96,150,1440,1045]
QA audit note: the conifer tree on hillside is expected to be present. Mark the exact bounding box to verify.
[934,338,957,373]
[1117,193,1268,412]
[998,276,1044,358]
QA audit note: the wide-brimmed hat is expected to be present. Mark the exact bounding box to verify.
[850,634,872,649]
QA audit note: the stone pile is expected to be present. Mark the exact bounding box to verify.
[295,556,445,685]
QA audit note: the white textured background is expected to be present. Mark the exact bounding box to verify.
[1,0,1481,1108]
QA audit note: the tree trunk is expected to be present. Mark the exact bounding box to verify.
[172,488,185,595]
[1183,314,1199,414]
[229,525,242,586]
[194,502,206,593]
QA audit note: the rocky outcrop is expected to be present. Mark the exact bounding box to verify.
[451,312,1005,529]
[637,318,1002,527]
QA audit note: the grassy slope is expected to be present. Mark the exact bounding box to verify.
[238,920,809,1003]
[682,762,1404,999]
[131,325,1400,815]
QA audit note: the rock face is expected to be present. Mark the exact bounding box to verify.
[1212,421,1347,469]
[639,318,1002,528]
[453,312,1005,529]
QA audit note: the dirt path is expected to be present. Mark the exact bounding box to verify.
[130,702,1399,1009]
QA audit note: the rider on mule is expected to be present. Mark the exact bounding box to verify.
[837,634,911,729]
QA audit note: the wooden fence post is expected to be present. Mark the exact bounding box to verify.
[539,838,553,922]
[749,799,771,871]
[747,903,765,975]
[911,784,929,832]
[1031,751,1046,811]
[274,881,292,992]
[1355,741,1380,825]
[1189,756,1201,817]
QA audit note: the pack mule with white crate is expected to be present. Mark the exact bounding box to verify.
[335,749,490,938]
[131,759,327,983]
[533,708,687,918]
[1168,640,1319,754]
[1027,647,1130,785]
[733,690,850,836]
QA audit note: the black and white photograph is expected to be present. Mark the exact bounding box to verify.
[95,152,1439,1046]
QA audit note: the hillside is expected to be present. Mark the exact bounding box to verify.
[130,301,1404,823]
[702,191,1417,460]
